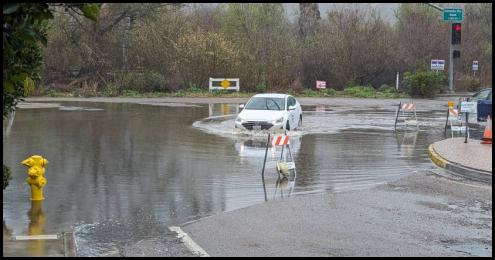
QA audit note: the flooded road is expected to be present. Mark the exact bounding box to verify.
[2,101,482,256]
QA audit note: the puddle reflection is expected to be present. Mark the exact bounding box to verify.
[26,201,46,256]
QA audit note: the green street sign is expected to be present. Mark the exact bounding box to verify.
[443,8,463,21]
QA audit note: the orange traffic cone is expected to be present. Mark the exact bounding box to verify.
[481,115,492,144]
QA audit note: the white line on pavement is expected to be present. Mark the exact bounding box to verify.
[13,235,59,240]
[169,226,210,257]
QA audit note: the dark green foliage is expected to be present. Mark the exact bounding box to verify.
[255,83,267,93]
[401,71,447,98]
[3,3,100,118]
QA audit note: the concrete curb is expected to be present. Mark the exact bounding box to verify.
[428,144,492,184]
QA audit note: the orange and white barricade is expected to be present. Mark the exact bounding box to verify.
[272,134,290,146]
[396,101,419,129]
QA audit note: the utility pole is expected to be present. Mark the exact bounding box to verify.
[426,3,454,93]
[448,20,453,93]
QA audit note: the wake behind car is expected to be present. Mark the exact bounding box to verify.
[235,93,302,131]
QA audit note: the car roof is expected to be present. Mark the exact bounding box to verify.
[252,93,290,98]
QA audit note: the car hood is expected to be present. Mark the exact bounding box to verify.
[238,109,287,121]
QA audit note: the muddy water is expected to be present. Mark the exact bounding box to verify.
[3,101,480,256]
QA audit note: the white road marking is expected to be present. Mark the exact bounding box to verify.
[169,226,210,257]
[13,234,59,240]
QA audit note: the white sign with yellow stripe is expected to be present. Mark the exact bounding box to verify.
[209,78,240,92]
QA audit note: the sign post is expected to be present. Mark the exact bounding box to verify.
[396,72,399,91]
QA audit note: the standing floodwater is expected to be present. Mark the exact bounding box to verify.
[3,101,469,256]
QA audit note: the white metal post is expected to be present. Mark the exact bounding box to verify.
[396,72,399,91]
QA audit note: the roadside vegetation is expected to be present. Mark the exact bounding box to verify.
[34,84,409,99]
[36,3,491,99]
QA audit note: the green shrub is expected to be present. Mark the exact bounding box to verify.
[255,83,267,93]
[287,89,297,96]
[173,90,188,97]
[300,89,319,97]
[122,89,140,97]
[186,84,205,93]
[4,164,12,190]
[342,85,377,98]
[101,84,120,97]
[401,71,447,98]
[321,88,336,96]
[378,84,394,92]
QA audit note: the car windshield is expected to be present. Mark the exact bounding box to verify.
[473,89,491,100]
[244,97,285,111]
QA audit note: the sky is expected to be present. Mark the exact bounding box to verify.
[187,3,467,24]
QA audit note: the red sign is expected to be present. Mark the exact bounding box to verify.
[316,80,326,89]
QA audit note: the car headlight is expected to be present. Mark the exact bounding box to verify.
[236,117,243,123]
[274,117,284,124]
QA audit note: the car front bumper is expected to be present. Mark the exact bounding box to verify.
[235,121,285,130]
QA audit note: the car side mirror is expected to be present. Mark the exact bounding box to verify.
[289,105,296,110]
[239,104,244,109]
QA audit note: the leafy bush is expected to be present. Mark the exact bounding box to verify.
[122,89,140,97]
[300,89,319,97]
[4,165,12,190]
[186,84,206,93]
[255,83,267,93]
[401,71,447,98]
[342,85,377,98]
[101,84,120,97]
[378,84,394,92]
[321,88,336,96]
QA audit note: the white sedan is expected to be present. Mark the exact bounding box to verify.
[234,93,302,131]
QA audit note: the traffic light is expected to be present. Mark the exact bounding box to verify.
[453,50,460,58]
[452,23,461,45]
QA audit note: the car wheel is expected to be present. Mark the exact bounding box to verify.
[286,120,290,131]
[298,115,302,128]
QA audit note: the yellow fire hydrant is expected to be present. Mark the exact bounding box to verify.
[21,155,48,201]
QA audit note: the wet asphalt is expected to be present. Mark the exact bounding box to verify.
[181,169,492,257]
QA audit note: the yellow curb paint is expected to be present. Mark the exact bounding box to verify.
[428,144,447,168]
